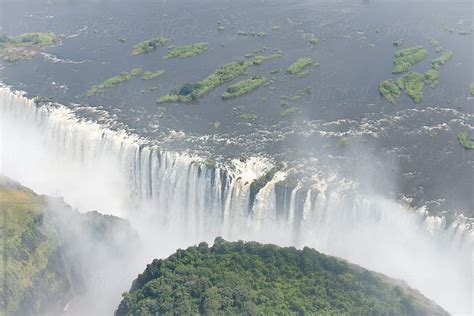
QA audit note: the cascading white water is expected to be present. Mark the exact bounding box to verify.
[0,86,472,314]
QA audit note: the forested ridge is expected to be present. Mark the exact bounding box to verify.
[116,238,447,315]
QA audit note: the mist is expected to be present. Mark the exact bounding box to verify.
[1,86,472,315]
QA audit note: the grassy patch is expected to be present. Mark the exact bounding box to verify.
[287,57,314,75]
[431,51,453,70]
[86,68,142,96]
[163,42,208,59]
[424,69,439,86]
[131,36,168,55]
[392,46,428,74]
[457,131,474,149]
[253,51,282,65]
[395,72,425,103]
[239,113,258,121]
[222,76,268,100]
[281,107,298,117]
[237,31,267,38]
[142,69,166,80]
[379,79,401,104]
[0,32,60,62]
[157,61,251,103]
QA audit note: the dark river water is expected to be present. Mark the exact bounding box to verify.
[0,0,473,216]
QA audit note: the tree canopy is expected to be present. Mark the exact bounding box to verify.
[116,238,446,316]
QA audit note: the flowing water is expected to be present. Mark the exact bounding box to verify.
[1,86,472,314]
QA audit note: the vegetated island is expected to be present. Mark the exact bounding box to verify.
[237,31,267,38]
[252,50,282,65]
[0,32,60,62]
[156,61,252,103]
[392,46,428,74]
[142,69,166,80]
[163,42,208,60]
[131,36,168,56]
[222,76,268,100]
[380,49,453,103]
[116,238,448,316]
[86,68,142,96]
[457,131,474,149]
[287,57,317,76]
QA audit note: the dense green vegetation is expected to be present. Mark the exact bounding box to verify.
[0,177,73,315]
[86,68,142,96]
[395,72,425,103]
[392,46,428,74]
[142,70,166,80]
[287,57,314,75]
[252,51,282,65]
[157,61,251,103]
[163,43,208,59]
[131,36,168,55]
[379,79,401,104]
[222,76,268,100]
[0,32,60,62]
[116,238,447,316]
[457,131,474,149]
[431,51,453,70]
[470,83,474,96]
[424,69,439,86]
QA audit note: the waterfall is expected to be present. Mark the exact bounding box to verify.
[0,86,472,314]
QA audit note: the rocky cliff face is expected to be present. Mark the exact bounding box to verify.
[0,176,139,315]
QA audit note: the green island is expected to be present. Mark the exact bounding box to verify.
[142,69,166,80]
[380,48,453,103]
[0,32,60,62]
[163,42,208,59]
[252,51,282,65]
[431,51,453,70]
[222,76,268,100]
[237,31,267,38]
[287,57,315,75]
[470,83,474,96]
[395,72,425,103]
[457,131,474,149]
[392,46,428,74]
[424,69,439,86]
[86,68,142,96]
[131,36,168,55]
[239,113,258,122]
[157,61,251,103]
[379,79,401,104]
[116,238,447,316]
